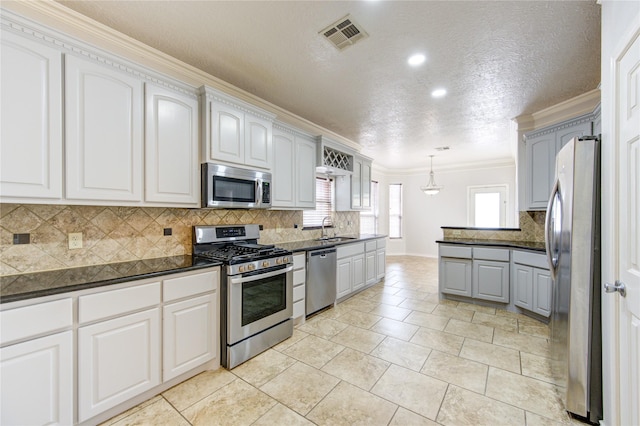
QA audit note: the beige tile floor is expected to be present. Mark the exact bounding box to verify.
[102,256,587,426]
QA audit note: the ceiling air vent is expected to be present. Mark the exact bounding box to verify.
[320,15,368,51]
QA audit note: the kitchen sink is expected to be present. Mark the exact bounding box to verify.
[315,236,357,243]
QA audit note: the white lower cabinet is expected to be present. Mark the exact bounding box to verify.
[78,307,161,422]
[292,253,306,324]
[533,268,552,317]
[376,238,386,280]
[336,243,365,299]
[513,263,534,310]
[163,294,216,381]
[0,299,73,426]
[365,241,377,286]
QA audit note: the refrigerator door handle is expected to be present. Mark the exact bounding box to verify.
[545,179,561,279]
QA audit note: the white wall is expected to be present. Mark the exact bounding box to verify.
[374,163,516,258]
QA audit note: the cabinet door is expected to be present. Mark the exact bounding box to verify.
[351,158,362,208]
[163,293,216,381]
[210,100,244,164]
[513,264,533,310]
[295,135,317,209]
[244,114,272,169]
[473,260,510,303]
[78,308,161,422]
[1,31,63,200]
[145,84,199,206]
[336,258,352,299]
[272,130,295,207]
[526,133,555,210]
[365,250,377,285]
[352,253,365,292]
[533,268,552,317]
[556,121,592,151]
[65,55,143,202]
[361,160,372,209]
[376,248,386,280]
[1,331,73,426]
[440,258,472,297]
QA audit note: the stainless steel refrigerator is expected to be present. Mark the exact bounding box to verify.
[545,136,602,423]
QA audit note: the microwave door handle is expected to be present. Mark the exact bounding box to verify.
[256,179,262,205]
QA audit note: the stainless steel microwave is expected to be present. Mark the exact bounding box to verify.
[201,163,271,209]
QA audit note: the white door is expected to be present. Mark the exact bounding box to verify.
[145,84,199,206]
[603,10,640,425]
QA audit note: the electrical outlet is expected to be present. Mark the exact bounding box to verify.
[68,232,83,249]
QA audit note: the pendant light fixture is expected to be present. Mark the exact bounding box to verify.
[421,155,443,195]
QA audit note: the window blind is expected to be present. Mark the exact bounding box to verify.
[389,183,402,238]
[360,180,379,234]
[303,178,334,227]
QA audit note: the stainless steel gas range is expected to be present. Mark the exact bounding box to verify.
[193,224,293,369]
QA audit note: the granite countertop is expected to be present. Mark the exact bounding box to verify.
[436,238,546,252]
[276,234,387,253]
[0,255,222,304]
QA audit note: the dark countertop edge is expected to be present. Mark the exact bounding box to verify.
[276,234,387,253]
[436,239,546,252]
[441,226,522,231]
[0,260,222,305]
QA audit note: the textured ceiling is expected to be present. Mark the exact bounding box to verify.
[56,1,601,171]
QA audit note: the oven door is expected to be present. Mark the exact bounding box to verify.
[227,264,293,345]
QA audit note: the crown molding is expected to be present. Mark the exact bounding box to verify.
[514,88,601,132]
[373,157,516,176]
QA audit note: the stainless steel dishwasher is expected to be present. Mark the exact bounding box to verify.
[306,247,337,316]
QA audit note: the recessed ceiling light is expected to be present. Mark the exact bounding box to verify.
[408,54,426,66]
[431,88,447,98]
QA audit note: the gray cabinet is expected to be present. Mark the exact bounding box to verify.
[511,250,552,317]
[473,260,510,303]
[439,245,472,297]
[524,115,595,210]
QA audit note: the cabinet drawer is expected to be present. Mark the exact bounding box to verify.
[337,243,365,259]
[79,282,161,324]
[164,270,217,302]
[293,284,305,302]
[473,248,509,261]
[293,300,305,318]
[512,250,548,269]
[1,298,72,345]
[293,269,305,286]
[377,238,386,249]
[365,241,377,252]
[439,245,472,259]
[293,253,305,269]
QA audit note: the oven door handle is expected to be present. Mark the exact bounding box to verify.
[230,264,293,285]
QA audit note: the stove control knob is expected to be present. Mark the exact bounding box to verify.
[262,261,270,267]
[276,258,282,265]
[239,265,246,273]
[283,256,289,263]
[248,264,256,271]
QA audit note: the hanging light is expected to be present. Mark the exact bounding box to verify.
[421,155,444,195]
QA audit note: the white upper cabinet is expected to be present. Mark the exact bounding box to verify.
[272,123,316,209]
[336,154,372,211]
[200,87,275,170]
[145,84,199,206]
[0,31,63,201]
[65,54,144,202]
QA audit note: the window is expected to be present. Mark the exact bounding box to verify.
[303,178,334,227]
[389,183,402,238]
[468,185,507,227]
[360,181,379,234]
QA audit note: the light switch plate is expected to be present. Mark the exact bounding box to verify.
[68,232,83,249]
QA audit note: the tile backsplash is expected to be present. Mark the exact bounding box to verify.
[0,204,359,276]
[441,211,546,243]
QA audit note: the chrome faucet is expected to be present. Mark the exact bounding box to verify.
[321,216,331,239]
